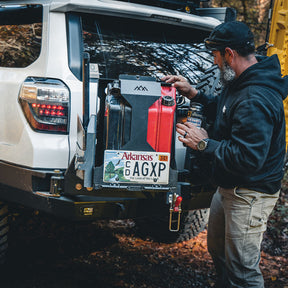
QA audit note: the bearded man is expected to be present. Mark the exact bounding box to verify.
[162,21,288,288]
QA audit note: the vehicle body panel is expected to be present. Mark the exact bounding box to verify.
[267,0,288,147]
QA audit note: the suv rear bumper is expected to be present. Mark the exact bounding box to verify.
[0,161,213,220]
[0,184,155,221]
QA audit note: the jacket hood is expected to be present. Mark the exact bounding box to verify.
[232,54,288,100]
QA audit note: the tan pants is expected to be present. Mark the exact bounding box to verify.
[207,187,279,288]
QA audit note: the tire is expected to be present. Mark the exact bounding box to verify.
[0,202,9,265]
[196,64,222,97]
[136,209,209,243]
[196,62,222,100]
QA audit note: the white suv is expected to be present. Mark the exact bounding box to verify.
[0,0,233,262]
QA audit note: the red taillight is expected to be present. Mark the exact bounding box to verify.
[31,103,67,117]
[19,77,69,133]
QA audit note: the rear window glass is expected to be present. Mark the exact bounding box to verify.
[82,14,213,85]
[0,5,42,68]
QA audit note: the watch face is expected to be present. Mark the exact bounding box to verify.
[198,140,207,151]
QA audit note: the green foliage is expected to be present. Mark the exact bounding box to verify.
[115,167,124,176]
[105,161,115,174]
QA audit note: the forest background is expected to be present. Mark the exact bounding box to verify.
[211,0,271,47]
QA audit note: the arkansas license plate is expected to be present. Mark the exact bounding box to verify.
[103,150,170,184]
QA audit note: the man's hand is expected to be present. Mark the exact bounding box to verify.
[161,75,198,99]
[176,122,208,150]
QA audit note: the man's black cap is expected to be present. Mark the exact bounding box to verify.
[204,21,255,51]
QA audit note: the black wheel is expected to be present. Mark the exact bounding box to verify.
[136,209,209,243]
[0,202,8,265]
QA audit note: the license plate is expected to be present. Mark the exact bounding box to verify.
[103,150,170,184]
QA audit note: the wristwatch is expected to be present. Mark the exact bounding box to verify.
[197,138,209,151]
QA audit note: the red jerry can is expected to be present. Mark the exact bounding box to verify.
[147,84,176,153]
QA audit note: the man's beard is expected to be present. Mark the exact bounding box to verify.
[220,59,236,86]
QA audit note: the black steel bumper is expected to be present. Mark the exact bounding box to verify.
[0,161,213,221]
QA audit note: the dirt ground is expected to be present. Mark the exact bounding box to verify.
[0,204,287,288]
[1,173,288,288]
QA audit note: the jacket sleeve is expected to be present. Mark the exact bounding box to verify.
[193,90,219,123]
[193,90,218,106]
[203,93,275,175]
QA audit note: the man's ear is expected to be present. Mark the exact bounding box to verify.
[224,47,235,65]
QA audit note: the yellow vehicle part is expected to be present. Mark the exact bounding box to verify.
[267,0,288,143]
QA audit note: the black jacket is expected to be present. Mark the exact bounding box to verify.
[195,54,288,194]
